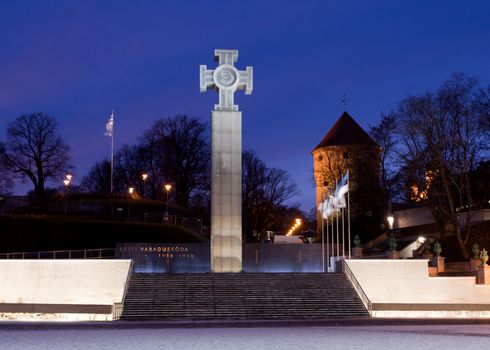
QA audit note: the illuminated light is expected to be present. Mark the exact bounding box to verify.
[128,187,134,194]
[387,215,394,230]
[141,173,148,181]
[165,184,172,192]
[418,236,426,243]
[65,174,72,181]
[63,179,70,186]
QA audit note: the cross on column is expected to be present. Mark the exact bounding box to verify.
[200,49,253,111]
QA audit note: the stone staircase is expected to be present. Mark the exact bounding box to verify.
[120,273,369,320]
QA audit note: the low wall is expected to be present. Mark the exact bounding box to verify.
[345,259,490,318]
[117,243,324,273]
[0,260,132,321]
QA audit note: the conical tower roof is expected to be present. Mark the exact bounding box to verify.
[312,111,378,152]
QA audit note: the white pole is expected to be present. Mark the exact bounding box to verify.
[342,207,345,259]
[347,173,351,259]
[331,197,334,263]
[321,197,325,273]
[110,110,114,194]
[326,205,330,272]
[336,210,339,258]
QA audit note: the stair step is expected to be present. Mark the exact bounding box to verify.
[120,273,369,320]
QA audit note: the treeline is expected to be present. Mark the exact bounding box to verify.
[368,73,490,258]
[0,114,301,241]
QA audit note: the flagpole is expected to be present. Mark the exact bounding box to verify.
[347,173,351,259]
[331,208,334,265]
[342,207,345,259]
[336,210,339,259]
[330,191,334,266]
[326,201,330,272]
[321,191,325,273]
[110,110,114,194]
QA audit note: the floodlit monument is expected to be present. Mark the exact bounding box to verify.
[200,49,253,272]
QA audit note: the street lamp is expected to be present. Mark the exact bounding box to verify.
[128,187,134,218]
[63,174,72,216]
[387,215,394,230]
[141,173,148,199]
[164,184,172,223]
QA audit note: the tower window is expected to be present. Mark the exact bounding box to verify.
[318,155,323,161]
[343,152,350,159]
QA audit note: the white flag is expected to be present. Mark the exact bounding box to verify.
[334,172,349,209]
[104,111,114,137]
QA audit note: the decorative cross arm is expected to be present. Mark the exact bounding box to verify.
[200,49,253,111]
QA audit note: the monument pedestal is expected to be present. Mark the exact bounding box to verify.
[470,258,480,271]
[477,265,490,285]
[351,247,363,259]
[211,110,242,272]
[432,256,445,273]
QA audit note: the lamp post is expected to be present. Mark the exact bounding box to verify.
[63,174,72,216]
[164,184,172,223]
[141,173,148,199]
[128,187,134,218]
[387,214,394,230]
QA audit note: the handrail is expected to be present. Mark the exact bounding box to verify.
[0,248,116,260]
[113,259,134,320]
[342,259,372,315]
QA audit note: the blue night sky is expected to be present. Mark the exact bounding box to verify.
[0,0,489,211]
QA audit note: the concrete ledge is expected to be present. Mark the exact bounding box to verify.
[0,303,113,314]
[372,303,490,311]
[0,260,132,321]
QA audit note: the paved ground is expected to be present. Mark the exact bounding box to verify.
[0,319,489,349]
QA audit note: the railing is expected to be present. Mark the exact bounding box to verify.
[113,259,134,320]
[0,248,116,260]
[342,259,372,315]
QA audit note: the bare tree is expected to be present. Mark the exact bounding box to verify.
[0,155,14,195]
[80,159,111,193]
[0,113,71,206]
[369,113,402,210]
[393,73,490,258]
[242,150,300,241]
[114,144,147,195]
[144,115,210,207]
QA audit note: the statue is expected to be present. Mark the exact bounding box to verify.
[472,243,480,259]
[433,241,442,257]
[480,248,489,267]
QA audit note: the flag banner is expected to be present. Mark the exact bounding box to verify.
[318,172,349,218]
[334,172,349,208]
[318,195,339,218]
[105,111,114,137]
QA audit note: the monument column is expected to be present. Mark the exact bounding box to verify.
[200,49,253,272]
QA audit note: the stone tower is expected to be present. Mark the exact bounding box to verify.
[312,111,381,235]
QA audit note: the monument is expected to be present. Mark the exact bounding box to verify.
[200,49,253,272]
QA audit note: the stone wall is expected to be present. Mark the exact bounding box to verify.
[346,259,490,318]
[0,260,132,321]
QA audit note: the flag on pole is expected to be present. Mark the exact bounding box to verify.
[334,172,349,208]
[319,172,350,217]
[105,110,114,137]
[319,195,338,218]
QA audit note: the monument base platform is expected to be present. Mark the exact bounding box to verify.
[0,260,132,321]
